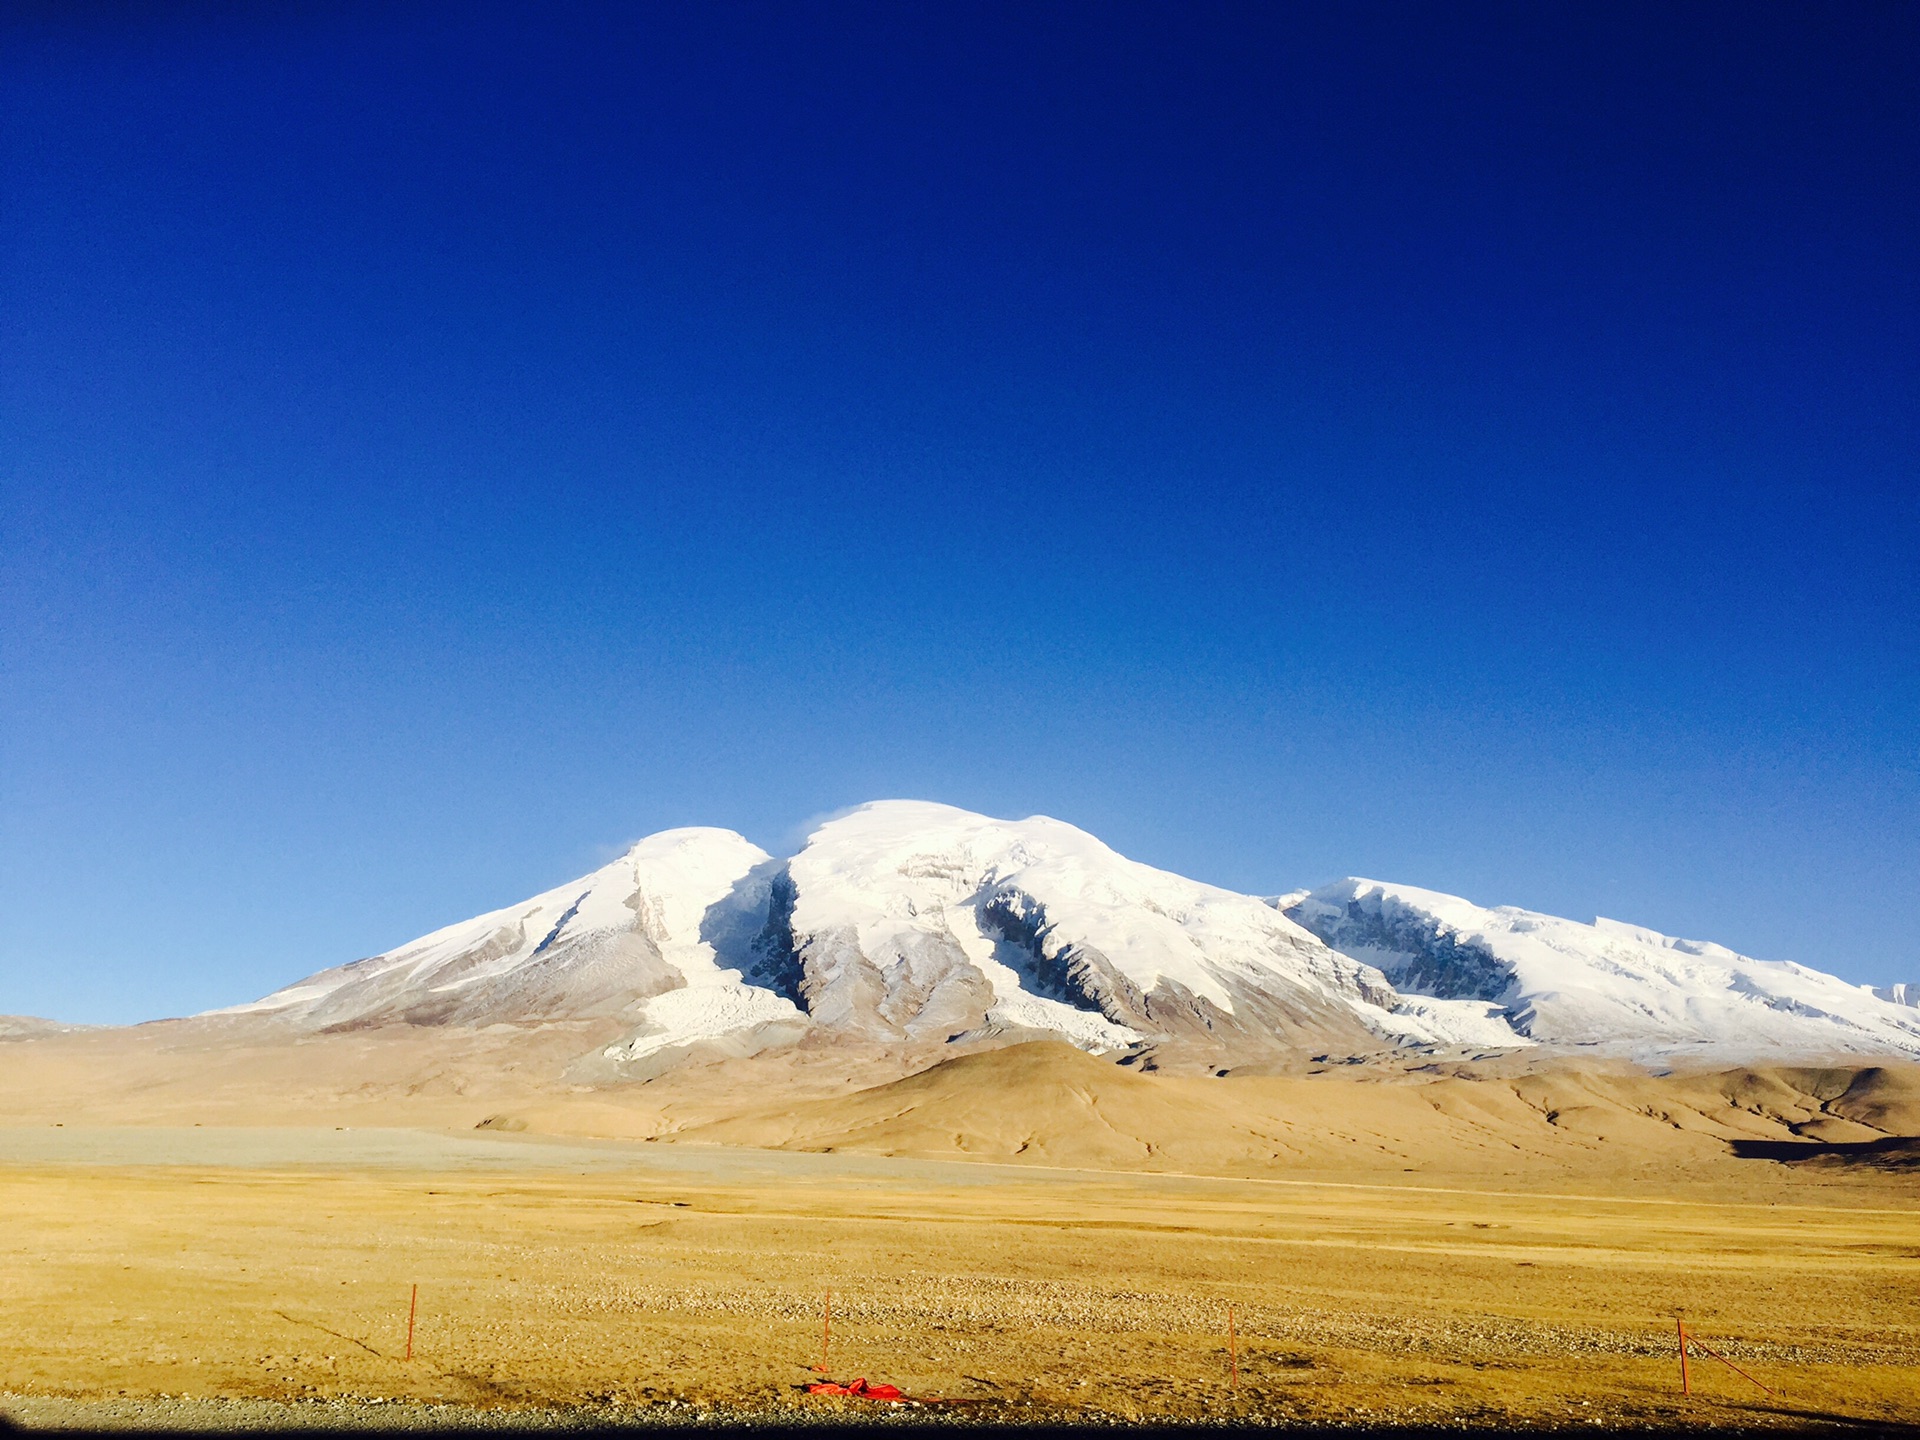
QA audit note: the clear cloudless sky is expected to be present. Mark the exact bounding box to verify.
[2,1,1915,1023]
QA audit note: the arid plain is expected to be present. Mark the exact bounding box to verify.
[2,1025,1917,1430]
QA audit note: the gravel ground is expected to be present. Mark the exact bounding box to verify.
[7,1393,1919,1435]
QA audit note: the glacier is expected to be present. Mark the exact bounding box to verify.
[1285,878,1920,1064]
[213,801,1920,1070]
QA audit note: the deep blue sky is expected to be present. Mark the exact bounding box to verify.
[3,2,1915,1023]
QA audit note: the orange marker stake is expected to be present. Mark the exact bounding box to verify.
[817,1290,832,1374]
[1676,1319,1690,1397]
[406,1284,418,1362]
[1227,1303,1239,1392]
[1687,1332,1776,1398]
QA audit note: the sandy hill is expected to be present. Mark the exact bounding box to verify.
[0,1015,89,1038]
[663,1041,1920,1183]
[2,1018,1917,1188]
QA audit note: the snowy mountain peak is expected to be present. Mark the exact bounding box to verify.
[209,805,1920,1071]
[217,826,792,1037]
[777,800,1400,1057]
[1286,878,1920,1063]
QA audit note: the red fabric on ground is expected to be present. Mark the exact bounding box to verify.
[805,1377,905,1400]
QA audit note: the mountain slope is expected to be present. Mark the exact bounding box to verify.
[1286,879,1920,1063]
[0,1016,90,1039]
[206,802,1920,1070]
[220,828,801,1045]
[673,1039,1920,1177]
[775,800,1426,1061]
[216,803,1515,1066]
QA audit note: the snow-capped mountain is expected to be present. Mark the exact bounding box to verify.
[758,800,1452,1060]
[221,828,803,1049]
[1872,983,1917,1008]
[218,801,1920,1069]
[1285,879,1920,1063]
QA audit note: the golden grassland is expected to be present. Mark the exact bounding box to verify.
[1,1036,1917,1429]
[1,1138,1916,1429]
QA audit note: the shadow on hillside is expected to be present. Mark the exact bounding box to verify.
[1730,1135,1920,1171]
